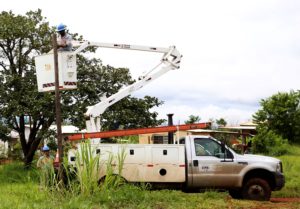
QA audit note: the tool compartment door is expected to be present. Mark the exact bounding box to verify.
[144,145,185,182]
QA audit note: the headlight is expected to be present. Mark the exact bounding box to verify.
[276,162,283,173]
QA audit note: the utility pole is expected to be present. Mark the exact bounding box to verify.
[52,34,63,177]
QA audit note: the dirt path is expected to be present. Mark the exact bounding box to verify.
[247,198,300,209]
[227,197,300,209]
[270,197,300,203]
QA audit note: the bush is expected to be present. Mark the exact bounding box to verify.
[9,142,23,160]
[252,127,289,156]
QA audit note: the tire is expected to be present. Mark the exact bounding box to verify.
[98,175,127,187]
[242,178,271,201]
[229,189,243,199]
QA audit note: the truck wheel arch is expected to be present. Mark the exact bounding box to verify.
[242,169,275,190]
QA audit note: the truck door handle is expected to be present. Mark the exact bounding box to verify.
[193,160,199,167]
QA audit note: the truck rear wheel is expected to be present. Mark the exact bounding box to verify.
[242,178,271,201]
[229,189,242,199]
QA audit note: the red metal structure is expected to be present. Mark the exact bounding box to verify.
[68,122,211,141]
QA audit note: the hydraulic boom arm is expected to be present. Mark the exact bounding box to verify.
[72,41,182,139]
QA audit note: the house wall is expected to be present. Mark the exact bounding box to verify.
[0,141,9,157]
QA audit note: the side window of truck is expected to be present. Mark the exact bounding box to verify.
[194,138,223,158]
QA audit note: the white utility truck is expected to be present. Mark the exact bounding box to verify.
[35,40,284,201]
[68,135,285,201]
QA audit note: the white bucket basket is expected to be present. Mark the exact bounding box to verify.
[35,52,77,92]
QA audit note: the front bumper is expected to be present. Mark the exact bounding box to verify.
[273,172,285,191]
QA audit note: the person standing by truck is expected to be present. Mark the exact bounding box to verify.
[37,145,54,169]
[37,145,55,188]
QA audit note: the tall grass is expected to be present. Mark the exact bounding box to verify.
[73,141,101,195]
[0,162,39,184]
[39,141,128,196]
[38,162,61,190]
[102,147,126,189]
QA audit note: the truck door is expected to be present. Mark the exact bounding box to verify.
[190,137,241,188]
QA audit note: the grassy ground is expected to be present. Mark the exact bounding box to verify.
[0,145,300,209]
[1,180,298,209]
[272,144,300,198]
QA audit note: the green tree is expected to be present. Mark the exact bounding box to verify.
[251,126,289,156]
[216,118,227,127]
[102,96,165,130]
[253,90,300,143]
[0,10,54,167]
[0,10,164,167]
[0,117,10,141]
[184,115,201,124]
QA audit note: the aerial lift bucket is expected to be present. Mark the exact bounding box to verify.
[35,52,77,92]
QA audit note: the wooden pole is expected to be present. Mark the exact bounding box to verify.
[52,34,63,176]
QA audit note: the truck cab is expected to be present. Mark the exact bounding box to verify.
[184,135,285,200]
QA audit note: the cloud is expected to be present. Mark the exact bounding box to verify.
[2,0,300,125]
[151,102,256,126]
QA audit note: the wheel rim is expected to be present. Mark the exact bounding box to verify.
[248,184,265,198]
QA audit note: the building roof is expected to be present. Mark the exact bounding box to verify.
[239,121,257,126]
[221,126,256,130]
[49,125,87,134]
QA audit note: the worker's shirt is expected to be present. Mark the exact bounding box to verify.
[37,156,54,169]
[57,33,73,51]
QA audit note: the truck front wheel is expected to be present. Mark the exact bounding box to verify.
[242,178,271,201]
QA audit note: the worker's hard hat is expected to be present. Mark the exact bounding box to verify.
[42,145,50,151]
[56,23,67,32]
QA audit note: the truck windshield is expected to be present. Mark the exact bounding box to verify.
[194,138,232,158]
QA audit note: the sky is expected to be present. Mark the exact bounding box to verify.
[2,0,300,125]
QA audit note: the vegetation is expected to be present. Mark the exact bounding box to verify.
[184,115,201,124]
[0,10,54,167]
[251,126,289,156]
[0,10,164,167]
[251,90,300,156]
[273,144,300,198]
[1,143,300,208]
[216,118,227,127]
[253,90,300,143]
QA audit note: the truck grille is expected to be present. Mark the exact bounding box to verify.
[280,162,283,173]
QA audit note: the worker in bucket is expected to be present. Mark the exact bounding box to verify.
[56,23,73,51]
[37,145,54,169]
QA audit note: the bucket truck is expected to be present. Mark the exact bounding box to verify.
[35,40,284,201]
